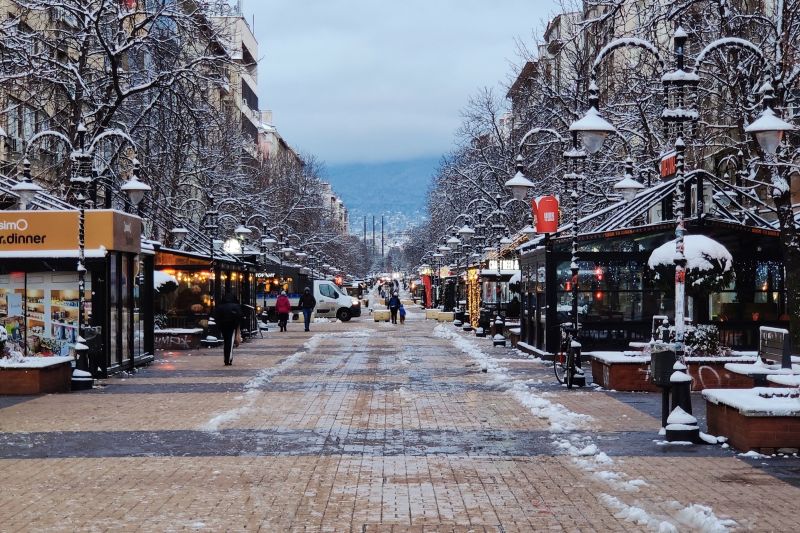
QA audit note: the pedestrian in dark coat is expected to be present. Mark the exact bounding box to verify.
[299,287,317,332]
[388,292,401,324]
[213,294,243,366]
[276,291,291,332]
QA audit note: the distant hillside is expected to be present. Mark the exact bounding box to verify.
[325,157,438,233]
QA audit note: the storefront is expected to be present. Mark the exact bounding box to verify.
[0,209,154,377]
[520,221,787,353]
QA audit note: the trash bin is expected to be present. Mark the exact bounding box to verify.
[650,347,676,387]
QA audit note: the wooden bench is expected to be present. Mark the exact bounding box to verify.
[724,327,795,386]
[759,326,791,368]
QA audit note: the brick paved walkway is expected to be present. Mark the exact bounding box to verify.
[1,311,799,531]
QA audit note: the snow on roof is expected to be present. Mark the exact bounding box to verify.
[702,387,800,416]
[647,234,732,271]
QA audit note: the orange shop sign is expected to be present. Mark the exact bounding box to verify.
[0,210,141,254]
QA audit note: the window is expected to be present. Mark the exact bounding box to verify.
[320,284,338,299]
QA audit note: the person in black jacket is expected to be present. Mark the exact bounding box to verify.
[299,287,317,332]
[212,294,242,366]
[388,292,401,324]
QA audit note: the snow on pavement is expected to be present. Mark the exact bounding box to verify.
[202,332,338,432]
[433,323,737,532]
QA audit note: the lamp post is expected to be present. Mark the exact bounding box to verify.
[568,81,616,336]
[203,192,219,310]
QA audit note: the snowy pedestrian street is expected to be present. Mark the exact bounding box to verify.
[1,313,798,531]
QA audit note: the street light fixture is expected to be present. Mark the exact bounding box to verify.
[170,224,189,248]
[744,83,795,155]
[119,160,151,209]
[569,81,616,155]
[11,158,43,208]
[613,158,645,202]
[504,155,535,201]
[457,224,475,240]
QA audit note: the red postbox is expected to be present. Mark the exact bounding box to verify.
[532,195,559,233]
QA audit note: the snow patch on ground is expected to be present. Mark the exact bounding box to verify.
[434,323,735,532]
[202,333,336,432]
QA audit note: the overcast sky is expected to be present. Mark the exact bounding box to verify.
[241,0,557,165]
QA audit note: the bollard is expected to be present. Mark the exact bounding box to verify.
[665,360,700,443]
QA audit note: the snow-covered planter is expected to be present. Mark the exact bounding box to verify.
[0,356,74,395]
[154,328,204,350]
[657,323,729,357]
[492,333,507,347]
[704,387,800,452]
[647,235,735,296]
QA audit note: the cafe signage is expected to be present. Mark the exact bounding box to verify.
[0,210,141,254]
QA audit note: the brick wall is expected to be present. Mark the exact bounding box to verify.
[706,401,800,452]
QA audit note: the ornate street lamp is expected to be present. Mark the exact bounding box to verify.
[504,155,535,201]
[613,158,645,202]
[744,83,795,156]
[11,159,43,208]
[569,81,616,155]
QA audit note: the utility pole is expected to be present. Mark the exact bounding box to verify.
[381,215,384,260]
[363,216,366,246]
[372,216,375,256]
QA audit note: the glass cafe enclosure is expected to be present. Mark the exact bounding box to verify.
[519,221,787,353]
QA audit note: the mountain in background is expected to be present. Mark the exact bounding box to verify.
[325,157,439,237]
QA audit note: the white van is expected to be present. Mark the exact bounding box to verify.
[312,279,362,322]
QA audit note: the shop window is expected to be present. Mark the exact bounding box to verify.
[0,272,89,357]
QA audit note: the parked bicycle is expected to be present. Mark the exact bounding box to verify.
[554,323,585,388]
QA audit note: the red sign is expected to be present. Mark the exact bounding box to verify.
[660,152,676,178]
[532,196,559,233]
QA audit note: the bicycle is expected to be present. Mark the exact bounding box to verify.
[554,323,585,388]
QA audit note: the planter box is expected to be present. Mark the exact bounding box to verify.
[425,309,439,320]
[588,353,657,392]
[373,310,390,322]
[0,356,73,395]
[587,353,764,392]
[686,358,762,391]
[154,328,203,350]
[704,387,800,453]
[437,312,454,322]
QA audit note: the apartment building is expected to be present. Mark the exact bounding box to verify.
[205,0,262,163]
[319,181,350,236]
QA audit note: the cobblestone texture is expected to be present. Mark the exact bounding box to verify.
[1,313,798,531]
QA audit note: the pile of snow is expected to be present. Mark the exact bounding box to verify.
[154,270,178,290]
[648,235,733,272]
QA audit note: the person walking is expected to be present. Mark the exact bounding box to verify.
[299,287,317,332]
[399,303,406,325]
[388,292,401,324]
[276,290,291,332]
[213,294,243,366]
